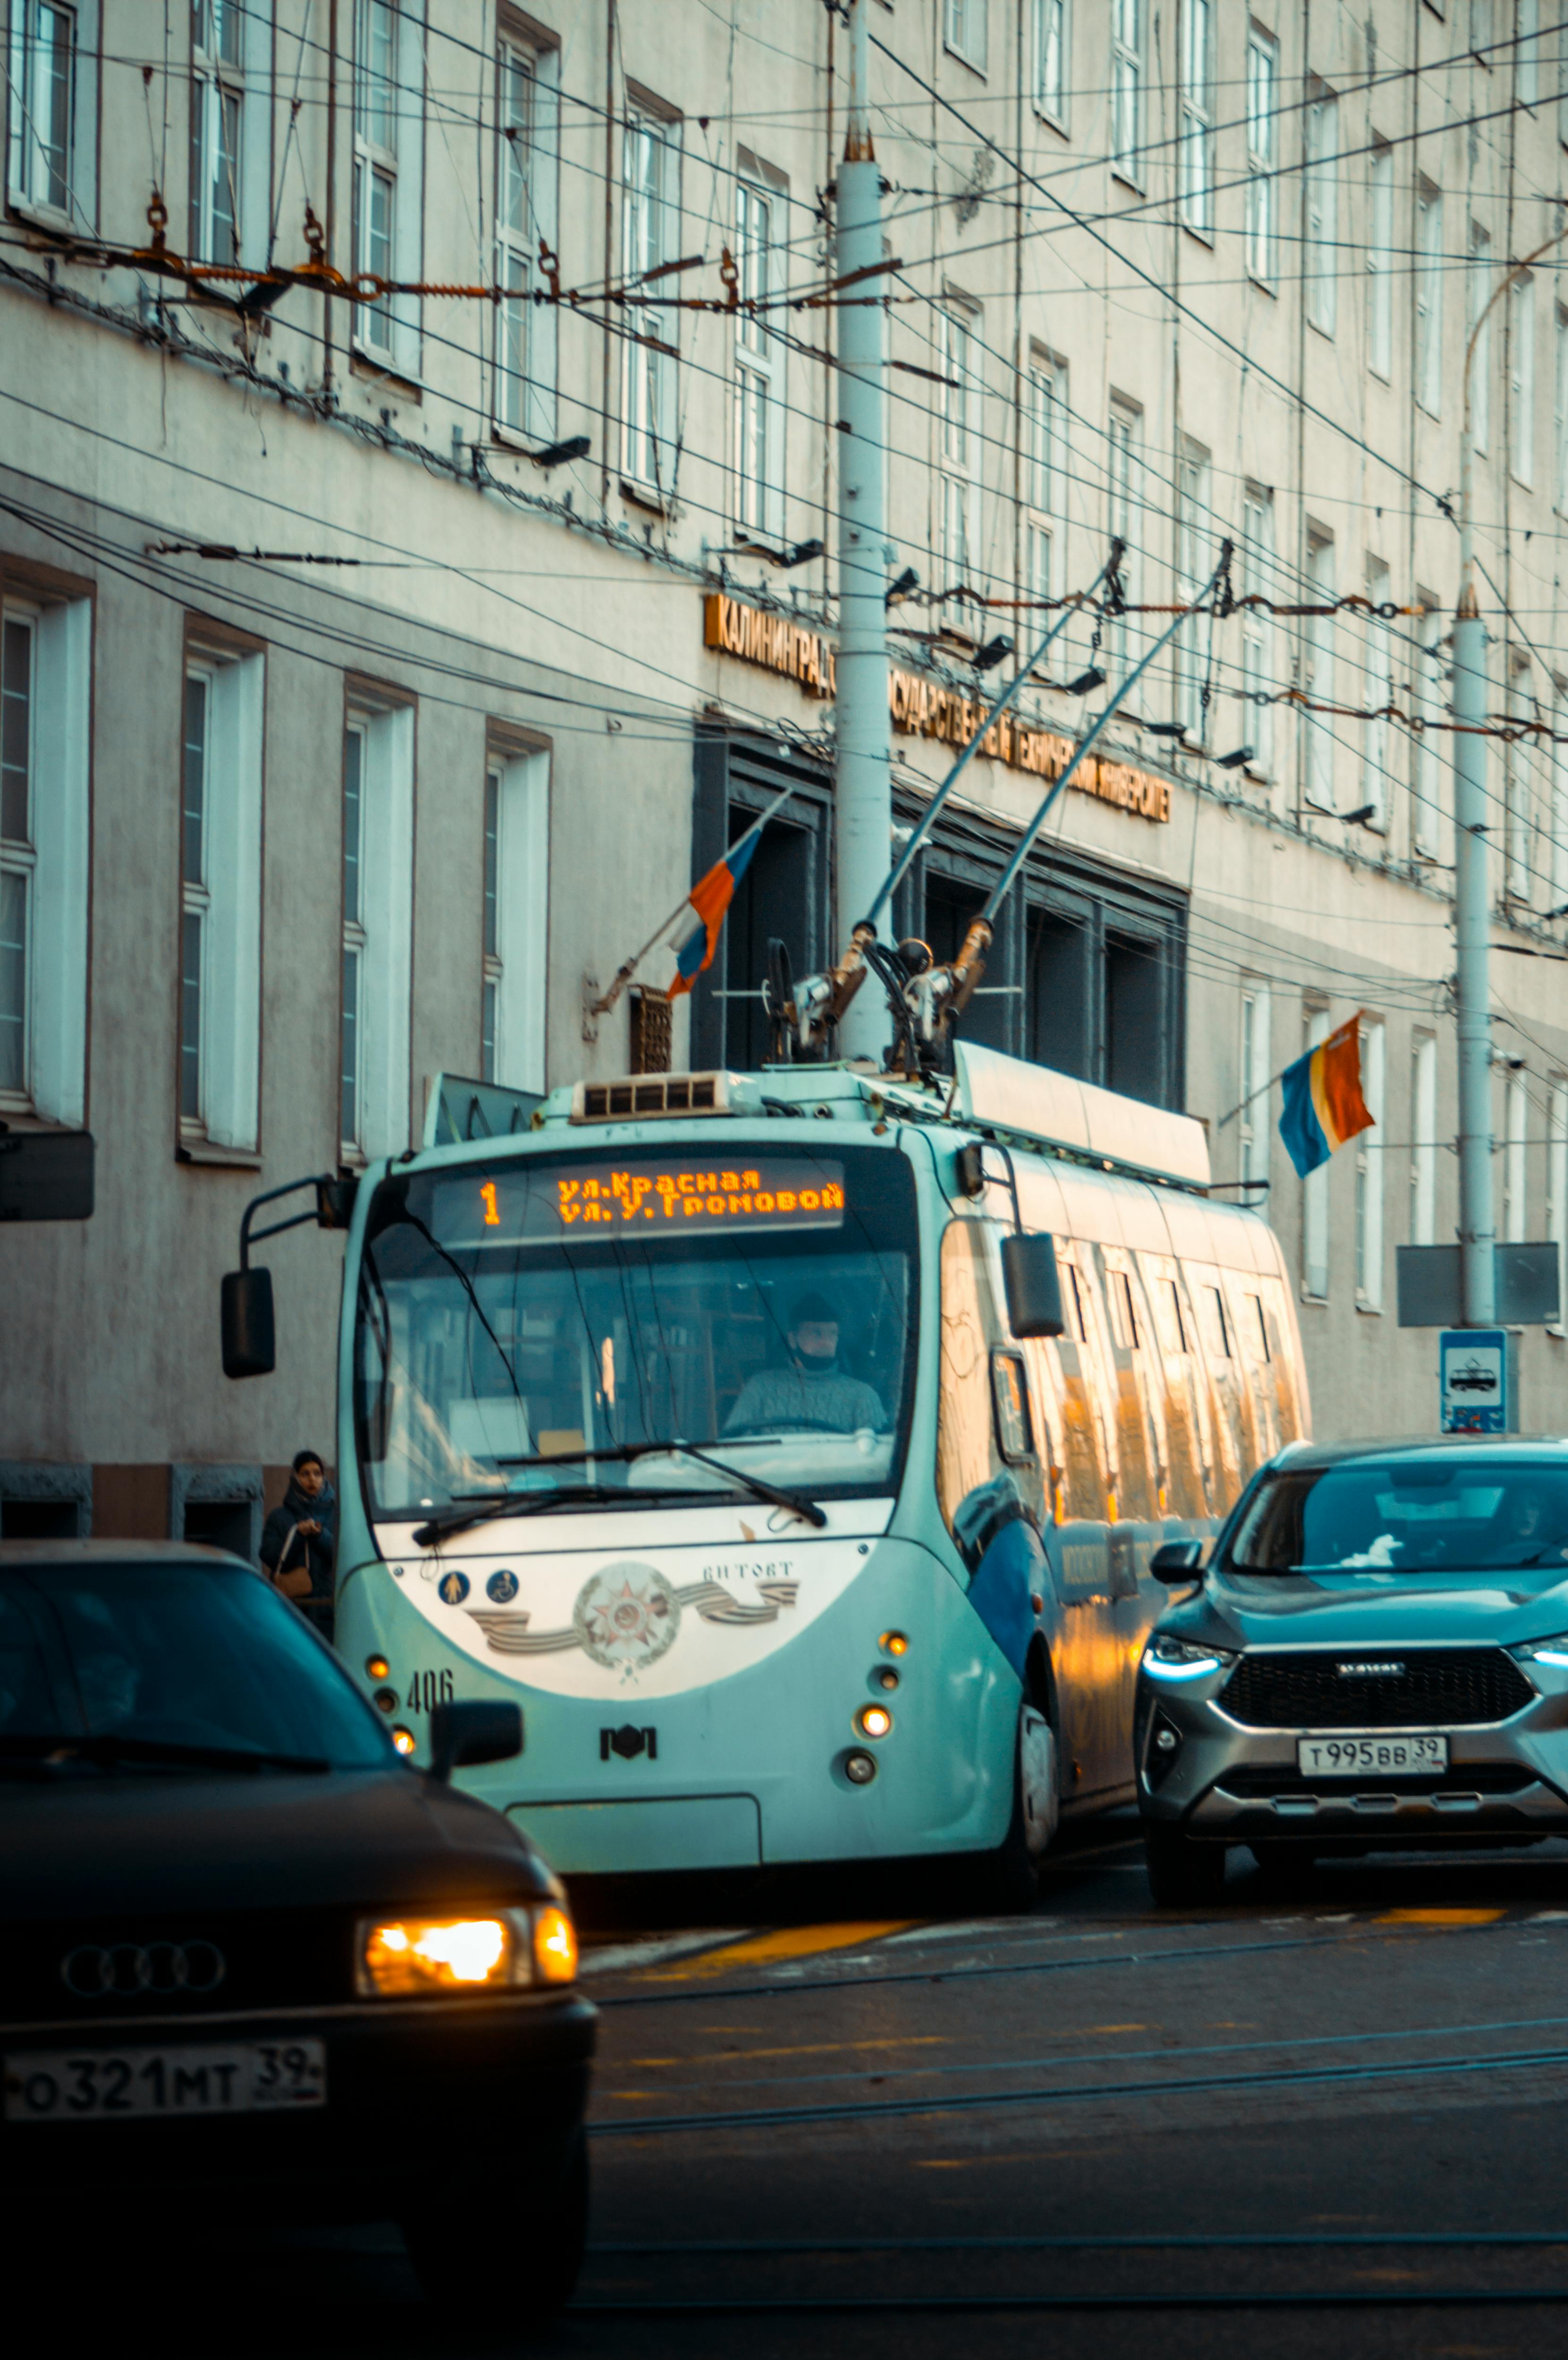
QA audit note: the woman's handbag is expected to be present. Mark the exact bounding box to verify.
[271,1524,314,1601]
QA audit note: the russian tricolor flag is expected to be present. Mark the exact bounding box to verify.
[1278,1017,1375,1178]
[665,819,764,1000]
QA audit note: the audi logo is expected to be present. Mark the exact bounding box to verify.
[60,1941,227,1999]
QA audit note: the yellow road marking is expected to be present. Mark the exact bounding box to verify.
[1374,1907,1507,1926]
[629,2035,949,2067]
[639,1922,917,1979]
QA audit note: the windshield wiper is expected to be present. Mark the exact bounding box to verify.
[411,1441,826,1545]
[0,1733,332,1773]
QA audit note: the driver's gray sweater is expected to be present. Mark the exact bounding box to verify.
[725,1365,886,1435]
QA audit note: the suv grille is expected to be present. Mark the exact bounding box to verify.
[1221,1648,1534,1729]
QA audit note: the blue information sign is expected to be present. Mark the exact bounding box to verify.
[1439,1330,1509,1433]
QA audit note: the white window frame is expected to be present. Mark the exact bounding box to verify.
[1176,438,1211,739]
[1302,1005,1330,1300]
[734,160,787,545]
[1468,220,1492,455]
[1503,1070,1529,1244]
[6,0,98,231]
[937,299,979,583]
[482,743,549,1092]
[178,644,263,1153]
[1245,26,1277,289]
[341,700,414,1164]
[1506,655,1535,902]
[190,1,269,268]
[1367,141,1393,379]
[1416,181,1443,417]
[1510,268,1536,487]
[1410,1030,1437,1247]
[1032,0,1067,128]
[621,99,683,500]
[1178,0,1214,241]
[1304,86,1338,338]
[1302,530,1335,811]
[1111,0,1142,185]
[1551,678,1568,912]
[1520,0,1541,106]
[1108,397,1139,676]
[1241,484,1273,775]
[1239,980,1272,1190]
[1024,349,1063,617]
[0,591,88,1125]
[1549,1079,1568,1337]
[943,0,988,75]
[1354,1016,1384,1308]
[1556,305,1568,514]
[1364,556,1392,831]
[352,0,426,380]
[493,27,561,445]
[1413,594,1442,856]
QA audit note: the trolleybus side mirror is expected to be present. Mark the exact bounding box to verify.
[428,1700,524,1783]
[220,1266,276,1379]
[1149,1539,1206,1583]
[1001,1232,1066,1339]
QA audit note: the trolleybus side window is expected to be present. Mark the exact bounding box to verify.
[990,1349,1036,1464]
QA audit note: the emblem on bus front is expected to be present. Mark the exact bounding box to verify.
[574,1564,680,1673]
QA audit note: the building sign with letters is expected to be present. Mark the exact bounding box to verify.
[703,591,1171,825]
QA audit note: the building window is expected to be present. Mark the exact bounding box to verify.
[1506,656,1536,902]
[1354,1017,1384,1308]
[1503,1070,1529,1244]
[1245,26,1277,287]
[1304,87,1338,337]
[1241,485,1273,775]
[1549,1080,1567,1336]
[1410,1030,1437,1246]
[1364,556,1392,830]
[480,744,549,1091]
[1032,0,1067,124]
[1178,0,1213,239]
[1302,530,1335,811]
[1551,680,1568,912]
[190,1,242,265]
[1468,221,1492,454]
[1175,439,1211,740]
[1302,1006,1330,1299]
[1555,306,1568,511]
[495,32,560,443]
[1367,141,1393,378]
[0,593,88,1123]
[735,168,786,543]
[622,101,682,497]
[1111,0,1141,182]
[1520,0,1541,104]
[353,0,424,377]
[341,702,415,1162]
[943,0,988,75]
[1416,181,1443,416]
[1413,596,1442,855]
[179,647,263,1151]
[938,301,978,582]
[1239,981,1272,1190]
[1107,397,1139,676]
[7,0,76,218]
[1510,268,1535,486]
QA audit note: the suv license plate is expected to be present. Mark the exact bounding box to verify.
[4,2039,326,2123]
[1297,1735,1449,1777]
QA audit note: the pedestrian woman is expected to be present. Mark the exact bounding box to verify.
[261,1450,337,1633]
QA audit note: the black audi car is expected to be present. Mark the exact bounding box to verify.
[0,1542,595,2310]
[1136,1437,1568,1906]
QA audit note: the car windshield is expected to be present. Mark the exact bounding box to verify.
[0,1561,394,1768]
[355,1143,918,1520]
[1223,1458,1568,1577]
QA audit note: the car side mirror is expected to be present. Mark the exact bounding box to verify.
[1001,1232,1065,1339]
[220,1266,276,1379]
[1150,1539,1206,1584]
[428,1700,523,1783]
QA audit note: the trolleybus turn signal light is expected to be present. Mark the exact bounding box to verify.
[857,1705,894,1740]
[879,1631,909,1657]
[366,1655,390,1680]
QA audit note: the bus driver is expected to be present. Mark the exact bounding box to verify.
[725,1291,887,1437]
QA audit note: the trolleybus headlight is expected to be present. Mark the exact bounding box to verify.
[1512,1631,1568,1668]
[390,1725,417,1755]
[1142,1636,1236,1682]
[844,1751,878,1785]
[856,1705,894,1740]
[879,1631,909,1657]
[366,1654,390,1680]
[532,1905,578,1984]
[356,1909,531,1996]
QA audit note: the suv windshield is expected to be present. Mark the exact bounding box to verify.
[1224,1458,1568,1577]
[0,1561,394,1768]
[355,1144,918,1520]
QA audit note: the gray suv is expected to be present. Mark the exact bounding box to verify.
[1135,1437,1568,1905]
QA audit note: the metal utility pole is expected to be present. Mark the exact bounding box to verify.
[833,0,891,1063]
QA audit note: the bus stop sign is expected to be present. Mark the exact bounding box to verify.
[1439,1330,1509,1433]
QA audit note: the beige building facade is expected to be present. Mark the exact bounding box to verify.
[3,1,1568,1538]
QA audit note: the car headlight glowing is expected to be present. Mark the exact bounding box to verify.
[356,1906,579,1996]
[1142,1635,1236,1682]
[1512,1632,1568,1669]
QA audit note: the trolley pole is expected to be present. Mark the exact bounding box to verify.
[833,0,892,1064]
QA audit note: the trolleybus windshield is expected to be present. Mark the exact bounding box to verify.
[354,1145,918,1520]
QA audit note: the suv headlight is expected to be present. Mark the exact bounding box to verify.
[355,1905,577,1996]
[1512,1633,1568,1669]
[1142,1635,1237,1682]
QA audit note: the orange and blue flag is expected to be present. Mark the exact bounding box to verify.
[1278,1016,1375,1178]
[666,820,763,999]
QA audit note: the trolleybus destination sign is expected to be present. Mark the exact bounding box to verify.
[447,1159,849,1241]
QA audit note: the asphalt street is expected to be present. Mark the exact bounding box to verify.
[133,1816,1568,2354]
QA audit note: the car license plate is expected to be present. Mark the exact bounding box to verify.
[1296,1734,1449,1777]
[3,2038,326,2124]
